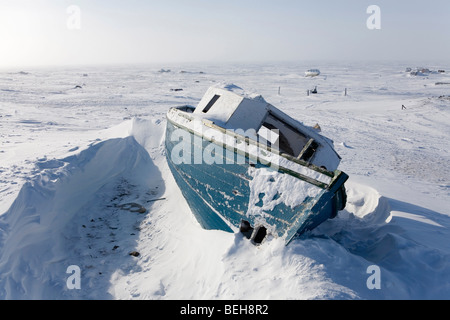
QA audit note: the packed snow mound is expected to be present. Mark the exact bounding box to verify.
[313,181,450,299]
[0,131,163,299]
[1,117,449,300]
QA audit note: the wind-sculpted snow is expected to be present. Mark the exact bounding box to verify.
[0,119,448,299]
[0,133,163,299]
[0,63,449,299]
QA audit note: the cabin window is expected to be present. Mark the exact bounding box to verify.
[257,125,280,145]
[202,95,221,113]
[260,112,311,158]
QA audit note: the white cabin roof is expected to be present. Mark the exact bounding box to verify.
[194,84,269,131]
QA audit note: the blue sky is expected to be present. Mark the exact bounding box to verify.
[0,0,449,67]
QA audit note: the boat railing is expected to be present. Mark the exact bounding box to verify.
[168,107,343,190]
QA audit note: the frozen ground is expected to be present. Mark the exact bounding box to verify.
[0,62,449,300]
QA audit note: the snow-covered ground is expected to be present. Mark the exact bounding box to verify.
[0,62,449,300]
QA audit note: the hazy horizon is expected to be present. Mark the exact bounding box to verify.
[1,0,449,69]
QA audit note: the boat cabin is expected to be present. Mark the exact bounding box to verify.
[192,85,341,170]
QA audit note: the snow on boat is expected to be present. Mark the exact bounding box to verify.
[305,69,321,77]
[165,84,348,245]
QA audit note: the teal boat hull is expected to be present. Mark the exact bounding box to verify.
[165,120,348,245]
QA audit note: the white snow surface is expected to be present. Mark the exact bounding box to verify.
[246,166,322,218]
[0,62,449,300]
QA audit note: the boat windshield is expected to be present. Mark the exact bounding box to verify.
[259,113,310,158]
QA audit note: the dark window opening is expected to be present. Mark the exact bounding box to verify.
[262,122,294,156]
[298,139,319,162]
[202,95,221,113]
[260,112,311,158]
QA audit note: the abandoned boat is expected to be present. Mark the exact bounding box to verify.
[165,84,348,245]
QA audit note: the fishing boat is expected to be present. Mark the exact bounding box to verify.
[165,84,348,245]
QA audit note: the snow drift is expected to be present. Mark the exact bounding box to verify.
[1,118,448,300]
[1,63,449,300]
[0,121,163,299]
